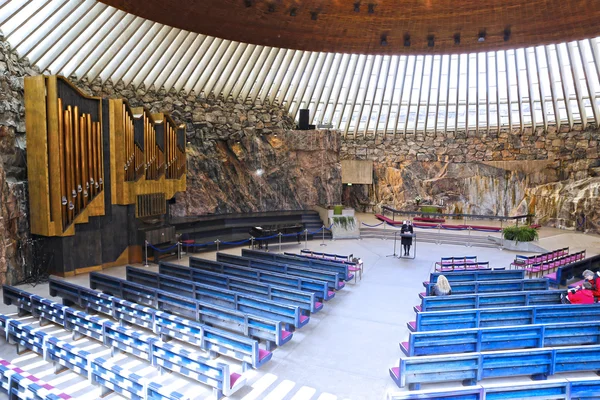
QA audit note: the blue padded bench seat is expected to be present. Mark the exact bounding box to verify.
[16,282,272,369]
[389,344,600,390]
[159,262,322,314]
[408,303,600,332]
[387,378,600,399]
[416,289,564,313]
[216,253,345,290]
[400,320,600,356]
[0,358,73,400]
[419,278,549,298]
[124,267,309,330]
[242,248,352,281]
[189,256,334,301]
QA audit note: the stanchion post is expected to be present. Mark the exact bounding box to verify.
[144,240,149,268]
[437,224,441,245]
[278,232,282,253]
[215,239,220,252]
[250,237,255,249]
[304,229,308,249]
[177,241,182,260]
[320,225,327,247]
[467,226,471,247]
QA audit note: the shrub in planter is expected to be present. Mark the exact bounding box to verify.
[333,205,344,215]
[421,205,439,214]
[332,216,355,230]
[503,226,539,243]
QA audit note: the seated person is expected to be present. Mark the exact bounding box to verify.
[561,281,596,304]
[582,269,600,300]
[432,275,452,296]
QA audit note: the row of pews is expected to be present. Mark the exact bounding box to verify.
[0,248,360,399]
[388,258,600,399]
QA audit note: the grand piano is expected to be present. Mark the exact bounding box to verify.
[249,224,305,250]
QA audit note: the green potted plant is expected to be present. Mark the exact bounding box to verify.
[415,195,422,206]
[333,205,344,215]
[502,226,539,243]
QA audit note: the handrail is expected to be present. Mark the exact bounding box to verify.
[381,205,533,222]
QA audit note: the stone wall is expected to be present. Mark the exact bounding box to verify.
[340,127,600,231]
[0,36,38,284]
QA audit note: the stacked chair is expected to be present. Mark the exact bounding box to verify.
[388,265,600,399]
[0,248,358,399]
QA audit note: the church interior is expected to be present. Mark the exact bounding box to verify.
[0,0,600,399]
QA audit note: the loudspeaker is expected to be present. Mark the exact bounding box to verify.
[299,109,309,130]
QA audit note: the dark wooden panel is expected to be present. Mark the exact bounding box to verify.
[99,0,600,54]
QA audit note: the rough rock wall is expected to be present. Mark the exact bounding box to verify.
[0,36,37,284]
[341,127,600,231]
[173,130,341,216]
[71,79,341,215]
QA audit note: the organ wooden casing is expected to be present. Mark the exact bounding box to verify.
[25,76,186,275]
[25,76,105,237]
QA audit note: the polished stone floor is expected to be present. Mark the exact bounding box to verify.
[0,225,598,399]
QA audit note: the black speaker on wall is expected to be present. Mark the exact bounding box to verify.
[299,109,309,130]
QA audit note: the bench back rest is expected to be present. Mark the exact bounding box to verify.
[429,270,525,283]
[424,278,549,295]
[421,289,564,312]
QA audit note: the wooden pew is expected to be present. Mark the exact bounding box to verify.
[98,270,308,331]
[389,344,600,390]
[217,253,344,290]
[242,248,352,281]
[160,261,322,314]
[124,267,308,330]
[189,256,333,301]
[44,279,280,363]
[426,270,525,286]
[407,303,600,333]
[420,278,549,297]
[401,320,600,356]
[82,275,290,349]
[387,380,581,399]
[0,358,73,400]
[417,290,564,312]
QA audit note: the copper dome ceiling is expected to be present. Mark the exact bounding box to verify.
[98,0,600,54]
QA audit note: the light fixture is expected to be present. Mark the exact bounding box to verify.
[354,2,360,12]
[347,183,353,186]
[504,27,511,42]
[368,3,375,13]
[256,168,264,176]
[311,11,318,20]
[427,35,434,47]
[478,30,486,42]
[454,33,461,45]
[404,34,411,47]
[380,34,388,46]
[290,8,297,16]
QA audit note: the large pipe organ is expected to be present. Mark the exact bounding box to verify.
[25,76,186,276]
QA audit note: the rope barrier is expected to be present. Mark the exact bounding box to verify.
[220,238,251,246]
[255,234,280,241]
[281,232,302,238]
[361,222,384,227]
[147,243,179,252]
[188,241,214,248]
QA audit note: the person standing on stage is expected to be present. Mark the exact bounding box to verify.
[401,220,414,256]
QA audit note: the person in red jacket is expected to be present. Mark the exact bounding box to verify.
[582,269,600,300]
[562,281,596,304]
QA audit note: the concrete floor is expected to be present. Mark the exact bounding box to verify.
[0,225,598,399]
